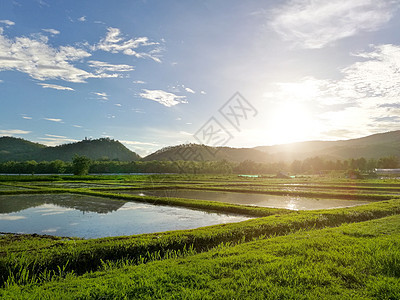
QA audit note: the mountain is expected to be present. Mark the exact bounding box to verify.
[0,137,46,162]
[144,131,400,163]
[255,130,400,162]
[143,143,269,162]
[0,137,141,162]
[1,130,400,163]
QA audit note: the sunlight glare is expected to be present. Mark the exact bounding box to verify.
[266,102,316,145]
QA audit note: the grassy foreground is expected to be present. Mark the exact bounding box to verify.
[2,213,400,299]
[1,175,400,299]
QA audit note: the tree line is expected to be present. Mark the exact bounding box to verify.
[0,155,398,175]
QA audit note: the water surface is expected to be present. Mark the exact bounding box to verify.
[0,194,250,239]
[114,189,374,210]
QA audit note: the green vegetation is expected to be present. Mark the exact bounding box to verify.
[0,137,140,162]
[72,155,91,175]
[0,175,400,299]
[1,130,400,169]
[0,155,399,175]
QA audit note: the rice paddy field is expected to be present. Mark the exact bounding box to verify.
[0,174,399,299]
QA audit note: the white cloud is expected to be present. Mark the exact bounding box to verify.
[0,30,123,83]
[0,129,31,135]
[120,140,158,146]
[78,16,86,22]
[92,91,109,100]
[179,131,192,136]
[0,30,95,82]
[44,118,63,122]
[88,60,134,72]
[184,87,195,94]
[133,80,146,84]
[22,116,32,119]
[140,89,187,107]
[115,103,122,107]
[264,43,400,140]
[0,79,3,83]
[132,108,145,113]
[42,28,60,35]
[72,125,82,128]
[270,0,398,49]
[200,91,206,95]
[45,134,67,138]
[96,27,162,62]
[341,44,400,98]
[38,136,78,146]
[0,20,15,26]
[93,92,107,97]
[38,83,74,91]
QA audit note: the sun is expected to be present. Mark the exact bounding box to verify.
[265,102,316,145]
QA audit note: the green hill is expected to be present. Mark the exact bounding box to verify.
[2,130,400,163]
[143,143,269,162]
[0,137,141,162]
[144,131,400,163]
[254,130,400,162]
[0,137,46,162]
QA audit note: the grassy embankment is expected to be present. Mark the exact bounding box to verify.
[0,175,400,298]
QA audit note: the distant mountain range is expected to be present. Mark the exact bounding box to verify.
[0,137,140,162]
[254,130,400,162]
[1,130,399,163]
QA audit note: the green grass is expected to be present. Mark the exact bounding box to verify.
[1,214,400,299]
[1,175,400,299]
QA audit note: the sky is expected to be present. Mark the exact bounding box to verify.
[1,0,400,157]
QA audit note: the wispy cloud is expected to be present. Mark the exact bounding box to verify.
[120,140,158,146]
[0,20,15,26]
[72,124,82,128]
[39,136,78,146]
[95,27,162,62]
[38,83,74,91]
[22,116,32,119]
[270,0,398,49]
[264,43,400,140]
[78,16,86,22]
[0,129,31,135]
[42,28,60,35]
[133,80,146,84]
[45,134,67,138]
[92,91,109,100]
[140,89,187,107]
[88,60,134,72]
[184,87,195,94]
[44,118,63,122]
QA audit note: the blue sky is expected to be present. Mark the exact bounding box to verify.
[1,0,400,156]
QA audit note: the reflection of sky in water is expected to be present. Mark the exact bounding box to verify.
[0,198,250,239]
[0,215,26,221]
[127,189,372,211]
[35,204,74,216]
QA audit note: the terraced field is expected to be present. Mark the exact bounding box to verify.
[1,174,399,299]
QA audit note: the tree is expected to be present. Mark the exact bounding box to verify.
[72,155,91,175]
[378,156,399,169]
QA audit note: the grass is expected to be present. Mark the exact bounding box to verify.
[0,175,400,299]
[1,214,400,299]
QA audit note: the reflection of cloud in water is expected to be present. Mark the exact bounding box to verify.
[0,215,26,220]
[35,204,73,216]
[118,203,149,211]
[42,227,59,233]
